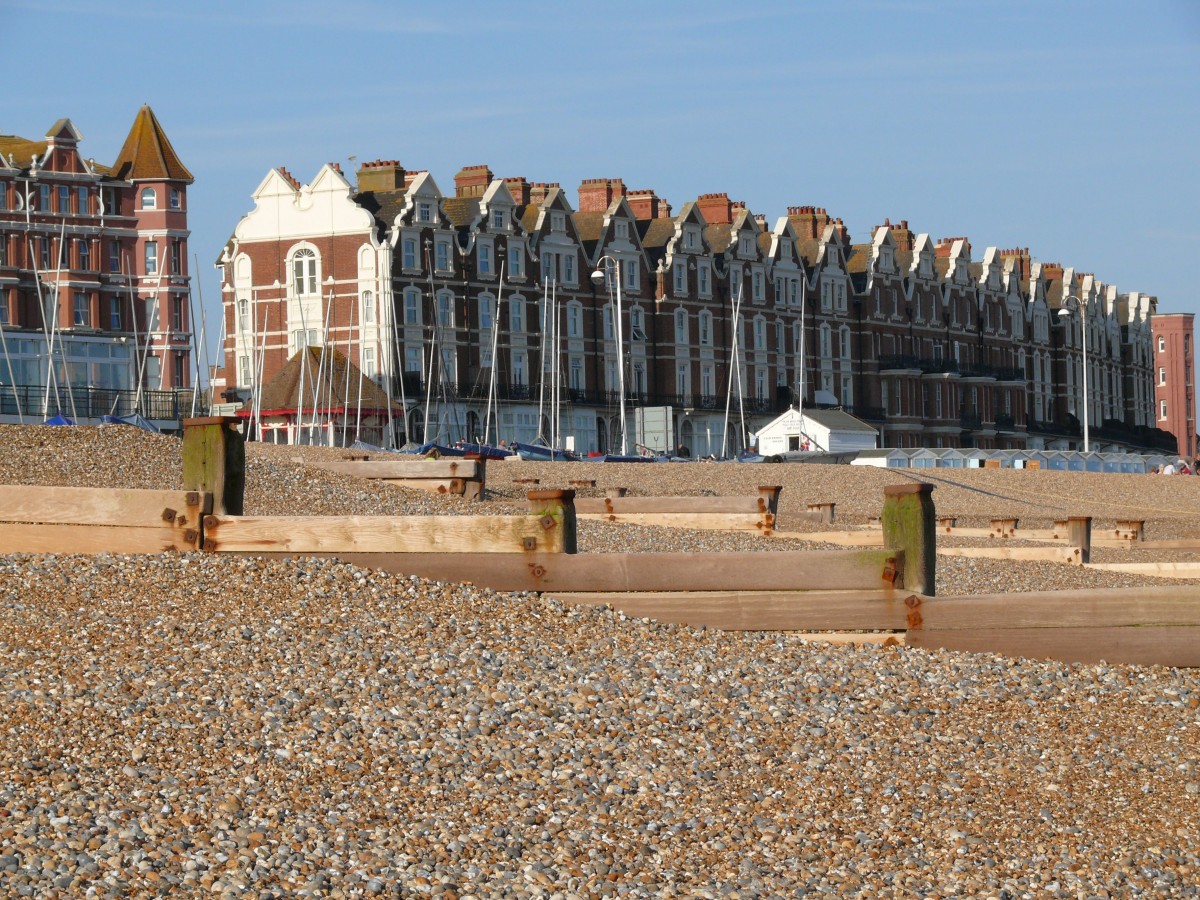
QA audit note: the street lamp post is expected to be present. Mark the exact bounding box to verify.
[1058,294,1089,453]
[591,256,627,455]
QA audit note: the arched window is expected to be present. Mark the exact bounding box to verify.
[675,308,688,344]
[292,248,318,296]
[839,325,852,361]
[1157,335,1165,352]
[361,290,374,324]
[140,187,157,209]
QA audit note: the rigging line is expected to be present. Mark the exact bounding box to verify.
[52,219,79,423]
[27,236,60,418]
[422,244,436,445]
[341,278,357,447]
[189,252,207,417]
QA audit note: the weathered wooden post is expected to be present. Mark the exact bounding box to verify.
[758,485,783,518]
[182,417,245,517]
[605,486,628,499]
[526,489,578,554]
[1067,516,1092,564]
[882,483,936,595]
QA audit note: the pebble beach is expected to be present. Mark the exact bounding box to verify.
[1,424,1199,898]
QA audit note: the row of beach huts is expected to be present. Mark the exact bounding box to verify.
[851,447,1187,473]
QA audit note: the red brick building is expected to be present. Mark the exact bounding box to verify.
[214,157,1172,455]
[0,106,195,425]
[1151,312,1196,460]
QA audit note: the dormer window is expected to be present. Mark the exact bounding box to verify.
[880,247,893,270]
[140,187,157,210]
[615,220,629,240]
[551,211,566,232]
[686,228,698,250]
[919,255,932,277]
[491,209,505,229]
[418,202,433,223]
[781,238,792,257]
[740,235,753,256]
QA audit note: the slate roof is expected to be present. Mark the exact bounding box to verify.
[443,197,479,229]
[110,105,193,183]
[354,189,406,232]
[255,347,398,415]
[634,218,673,253]
[704,224,734,254]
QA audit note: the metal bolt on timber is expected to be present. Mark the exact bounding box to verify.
[526,489,578,554]
[882,483,936,596]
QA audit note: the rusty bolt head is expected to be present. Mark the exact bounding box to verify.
[203,539,216,552]
[184,529,199,545]
[162,508,177,523]
[540,515,556,531]
[523,536,536,551]
[186,491,200,506]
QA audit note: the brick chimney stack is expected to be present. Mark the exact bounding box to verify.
[454,164,493,199]
[999,246,1032,281]
[696,192,733,226]
[528,182,561,207]
[628,189,669,220]
[935,236,972,258]
[786,206,832,240]
[577,178,626,212]
[889,219,915,253]
[504,177,531,206]
[356,159,405,192]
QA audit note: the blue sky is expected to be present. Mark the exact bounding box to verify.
[5,0,1199,356]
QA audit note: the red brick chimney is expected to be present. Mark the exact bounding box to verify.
[936,236,971,258]
[577,178,626,213]
[889,219,914,253]
[628,189,669,220]
[504,177,531,206]
[786,206,832,241]
[999,246,1031,281]
[696,192,733,226]
[454,164,493,199]
[528,182,561,207]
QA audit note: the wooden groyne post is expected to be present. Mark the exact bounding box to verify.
[182,417,245,516]
[882,483,936,595]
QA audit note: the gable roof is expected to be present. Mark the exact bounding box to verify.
[111,105,193,183]
[803,408,879,434]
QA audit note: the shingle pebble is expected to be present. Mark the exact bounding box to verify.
[0,425,1198,896]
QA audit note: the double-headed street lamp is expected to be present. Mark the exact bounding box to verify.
[591,256,627,455]
[1057,294,1089,452]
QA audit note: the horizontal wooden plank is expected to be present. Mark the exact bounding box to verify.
[1085,562,1200,579]
[0,522,199,553]
[573,496,764,515]
[938,546,1083,565]
[280,549,904,593]
[544,589,920,631]
[907,626,1200,667]
[308,459,480,480]
[911,586,1200,629]
[205,514,567,554]
[576,512,774,533]
[0,485,211,528]
[381,478,466,494]
[1135,539,1200,551]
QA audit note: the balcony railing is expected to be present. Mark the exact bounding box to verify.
[0,384,208,421]
[959,412,982,431]
[994,414,1016,432]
